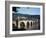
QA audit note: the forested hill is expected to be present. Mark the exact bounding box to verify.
[12,13,40,20]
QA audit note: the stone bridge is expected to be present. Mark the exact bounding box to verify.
[12,19,39,30]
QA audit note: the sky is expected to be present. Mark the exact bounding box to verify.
[12,7,40,15]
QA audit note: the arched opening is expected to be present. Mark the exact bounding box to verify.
[20,22,25,29]
[12,23,17,29]
[27,22,29,29]
[31,22,32,26]
[12,24,15,28]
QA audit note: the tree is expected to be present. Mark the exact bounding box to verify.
[12,7,20,12]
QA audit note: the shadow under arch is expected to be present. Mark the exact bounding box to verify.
[27,22,29,29]
[20,22,25,30]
